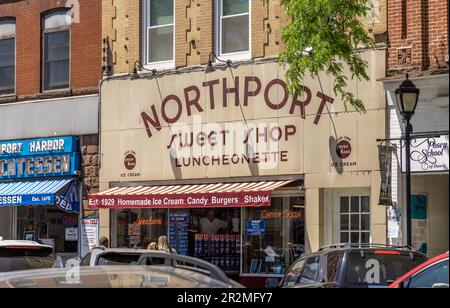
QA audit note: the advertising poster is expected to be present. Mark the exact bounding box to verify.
[80,218,99,258]
[169,211,189,255]
[247,220,266,236]
[128,224,141,246]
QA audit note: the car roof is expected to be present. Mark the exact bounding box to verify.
[0,239,53,250]
[317,243,425,254]
[0,265,241,288]
[89,248,165,255]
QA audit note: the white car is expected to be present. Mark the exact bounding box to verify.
[0,236,58,273]
[80,247,173,267]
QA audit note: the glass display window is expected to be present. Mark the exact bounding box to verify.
[114,209,167,249]
[242,195,305,276]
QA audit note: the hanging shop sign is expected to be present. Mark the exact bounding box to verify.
[0,136,80,180]
[401,135,449,173]
[378,144,396,206]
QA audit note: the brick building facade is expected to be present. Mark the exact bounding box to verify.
[387,0,449,75]
[0,0,101,101]
[0,0,102,255]
[96,0,393,287]
[102,0,387,74]
[382,0,449,256]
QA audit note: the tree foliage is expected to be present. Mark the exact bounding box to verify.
[278,0,375,112]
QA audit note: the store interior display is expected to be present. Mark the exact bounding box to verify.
[113,196,305,277]
[16,206,79,253]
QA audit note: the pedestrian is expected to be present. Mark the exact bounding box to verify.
[157,235,176,253]
[93,236,109,250]
[147,241,158,250]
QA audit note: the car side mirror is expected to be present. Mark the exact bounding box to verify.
[397,281,405,288]
[266,278,279,288]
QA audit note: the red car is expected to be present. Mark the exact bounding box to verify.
[389,251,449,288]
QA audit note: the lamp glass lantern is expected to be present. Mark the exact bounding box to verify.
[395,74,420,121]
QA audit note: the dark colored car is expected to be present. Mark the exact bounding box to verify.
[389,251,449,288]
[270,243,428,288]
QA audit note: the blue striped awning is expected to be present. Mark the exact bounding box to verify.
[0,179,73,208]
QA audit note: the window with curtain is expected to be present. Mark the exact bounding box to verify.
[0,18,16,96]
[216,0,251,59]
[42,10,71,91]
[143,0,174,68]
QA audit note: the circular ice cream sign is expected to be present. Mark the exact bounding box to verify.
[124,152,137,170]
[336,139,352,159]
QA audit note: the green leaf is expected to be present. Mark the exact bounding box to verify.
[278,0,375,112]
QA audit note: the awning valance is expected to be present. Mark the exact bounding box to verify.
[0,179,79,213]
[88,180,293,209]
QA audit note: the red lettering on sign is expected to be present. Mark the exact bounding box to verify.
[314,92,334,125]
[244,76,261,106]
[162,95,183,124]
[264,79,288,110]
[223,77,240,107]
[141,105,162,138]
[203,79,219,109]
[184,86,203,116]
[290,86,312,119]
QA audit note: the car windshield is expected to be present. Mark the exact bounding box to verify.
[0,247,57,273]
[346,251,427,286]
[96,253,142,265]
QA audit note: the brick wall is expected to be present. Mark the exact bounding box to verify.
[387,0,449,74]
[104,0,388,74]
[0,0,102,102]
[102,0,140,74]
[81,134,100,216]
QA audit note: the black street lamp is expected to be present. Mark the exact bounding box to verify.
[395,74,420,247]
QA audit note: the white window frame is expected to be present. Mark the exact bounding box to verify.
[215,0,252,62]
[339,195,371,244]
[142,0,175,71]
[42,10,72,93]
[331,188,372,244]
[0,18,16,97]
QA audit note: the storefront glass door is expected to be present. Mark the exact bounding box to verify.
[16,206,79,253]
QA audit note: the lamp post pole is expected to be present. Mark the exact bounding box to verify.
[405,119,412,247]
[395,73,419,248]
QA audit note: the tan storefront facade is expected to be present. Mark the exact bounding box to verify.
[92,49,387,285]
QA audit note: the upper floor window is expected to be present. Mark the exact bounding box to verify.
[42,10,71,91]
[0,18,16,96]
[216,0,251,61]
[143,0,174,69]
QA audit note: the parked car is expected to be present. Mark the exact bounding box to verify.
[0,251,244,288]
[389,251,449,288]
[0,237,58,273]
[268,243,428,288]
[80,247,165,267]
[0,265,243,288]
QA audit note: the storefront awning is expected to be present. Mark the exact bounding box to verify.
[0,179,79,213]
[88,180,294,209]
